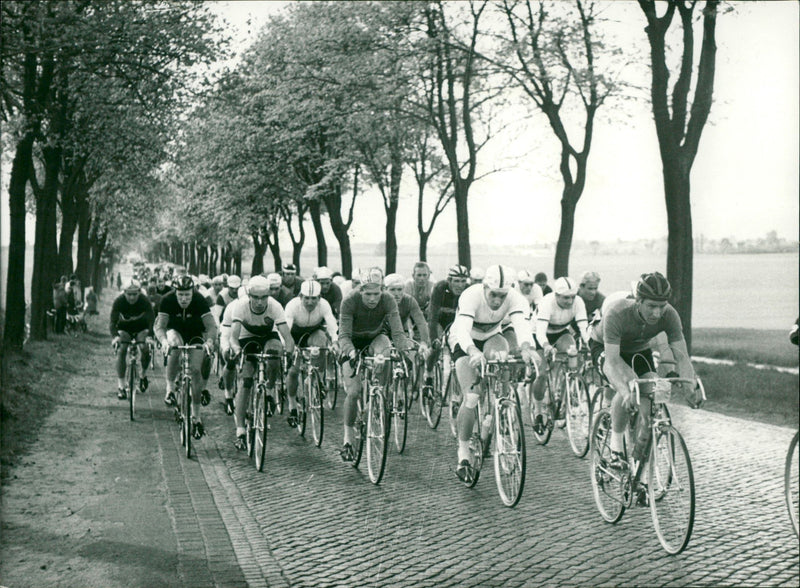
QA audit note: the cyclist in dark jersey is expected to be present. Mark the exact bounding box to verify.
[314,266,343,318]
[424,265,470,386]
[110,280,155,399]
[154,275,217,439]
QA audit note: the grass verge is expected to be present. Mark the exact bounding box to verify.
[695,361,799,428]
[693,328,799,368]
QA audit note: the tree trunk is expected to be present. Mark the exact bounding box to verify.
[233,248,242,276]
[384,157,402,274]
[453,179,471,267]
[664,162,693,352]
[322,185,352,278]
[267,221,282,273]
[57,187,77,276]
[3,133,34,348]
[553,190,578,278]
[308,199,327,267]
[75,190,91,284]
[251,232,265,276]
[30,146,61,340]
[419,232,429,262]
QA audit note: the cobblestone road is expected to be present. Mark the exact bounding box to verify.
[185,384,798,587]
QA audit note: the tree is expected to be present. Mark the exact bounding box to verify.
[638,0,719,351]
[495,0,619,277]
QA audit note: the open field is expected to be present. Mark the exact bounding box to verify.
[694,328,800,368]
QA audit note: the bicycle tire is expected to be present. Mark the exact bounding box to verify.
[353,395,365,468]
[565,375,591,458]
[128,355,137,422]
[297,393,307,438]
[424,362,443,429]
[366,386,390,484]
[447,372,460,439]
[309,373,324,447]
[649,425,695,554]
[182,379,192,459]
[392,376,408,454]
[463,405,483,488]
[324,353,339,410]
[493,397,526,507]
[786,431,799,538]
[254,384,268,472]
[590,409,625,523]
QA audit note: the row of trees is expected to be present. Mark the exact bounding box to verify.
[3,0,718,351]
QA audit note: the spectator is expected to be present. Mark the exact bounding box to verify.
[534,272,552,296]
[116,272,122,290]
[85,286,99,315]
[52,280,67,334]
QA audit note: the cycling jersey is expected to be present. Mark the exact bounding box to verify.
[284,297,338,342]
[580,290,606,317]
[157,290,213,341]
[321,282,343,318]
[219,295,246,353]
[339,291,407,354]
[592,297,684,354]
[110,294,154,337]
[535,292,588,345]
[450,284,532,352]
[229,296,286,340]
[386,293,430,345]
[428,279,461,334]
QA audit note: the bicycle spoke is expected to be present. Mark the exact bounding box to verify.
[590,410,625,523]
[493,401,526,507]
[649,426,695,554]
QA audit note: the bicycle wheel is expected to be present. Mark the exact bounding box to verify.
[447,372,461,439]
[254,384,268,472]
[493,398,526,507]
[392,376,408,454]
[463,406,483,488]
[649,425,695,554]
[296,393,307,438]
[786,431,799,537]
[308,373,324,447]
[182,380,192,459]
[366,386,390,484]
[324,353,339,410]
[590,409,625,523]
[353,394,366,468]
[424,362,443,429]
[566,375,591,458]
[128,361,137,422]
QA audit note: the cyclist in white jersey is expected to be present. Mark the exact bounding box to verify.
[219,289,247,415]
[229,276,295,450]
[530,277,589,433]
[284,280,338,426]
[449,265,535,481]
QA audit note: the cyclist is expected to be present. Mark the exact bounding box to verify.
[450,265,535,480]
[155,274,172,296]
[229,275,295,450]
[469,267,484,286]
[213,275,241,323]
[281,263,302,297]
[403,261,434,318]
[313,266,343,319]
[268,272,294,307]
[110,280,155,399]
[589,272,696,466]
[214,275,242,414]
[578,271,605,319]
[154,275,217,439]
[515,270,543,312]
[425,265,470,388]
[530,277,589,433]
[385,273,431,366]
[340,269,363,300]
[284,279,338,427]
[338,267,410,462]
[535,272,552,296]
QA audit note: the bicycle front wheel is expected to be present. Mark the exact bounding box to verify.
[182,380,192,459]
[590,409,625,523]
[254,384,268,472]
[309,373,324,447]
[353,395,365,469]
[787,431,800,537]
[324,353,339,410]
[424,362,443,429]
[648,425,695,554]
[566,375,591,458]
[366,387,390,484]
[447,372,460,439]
[392,377,408,454]
[128,363,137,422]
[493,398,526,507]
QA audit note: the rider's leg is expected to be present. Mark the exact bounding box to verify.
[116,331,133,390]
[188,348,205,420]
[234,361,255,436]
[369,334,393,388]
[164,330,183,401]
[342,357,361,445]
[454,354,479,463]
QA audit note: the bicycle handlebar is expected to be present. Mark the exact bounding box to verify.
[630,376,706,409]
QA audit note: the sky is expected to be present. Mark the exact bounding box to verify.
[2,1,798,248]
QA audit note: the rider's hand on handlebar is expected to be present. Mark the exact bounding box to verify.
[468,349,485,370]
[111,336,121,351]
[520,346,535,366]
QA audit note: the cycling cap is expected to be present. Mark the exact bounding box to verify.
[248,275,270,296]
[227,275,241,288]
[470,267,484,281]
[333,275,346,286]
[636,272,671,301]
[553,277,578,296]
[448,265,470,279]
[300,279,321,297]
[266,273,282,288]
[173,275,194,291]
[199,274,210,285]
[384,273,405,288]
[517,270,534,284]
[212,275,224,285]
[282,263,297,274]
[360,267,383,287]
[483,265,512,291]
[124,279,141,293]
[313,266,333,280]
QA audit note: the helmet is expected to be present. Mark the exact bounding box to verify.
[266,273,282,288]
[227,275,241,289]
[281,263,297,274]
[483,265,512,291]
[470,267,484,281]
[300,279,321,297]
[447,265,470,279]
[248,275,270,296]
[517,270,534,284]
[124,279,141,293]
[212,275,224,285]
[359,267,383,287]
[636,272,671,301]
[173,275,194,291]
[313,266,333,280]
[384,273,405,288]
[553,277,578,296]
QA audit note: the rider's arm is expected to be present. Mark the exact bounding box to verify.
[320,299,338,343]
[451,312,478,355]
[283,298,297,331]
[229,321,243,355]
[338,296,355,356]
[535,298,552,351]
[408,296,430,345]
[531,284,544,309]
[201,312,217,346]
[144,299,156,337]
[277,322,295,355]
[604,342,637,404]
[574,296,589,344]
[154,313,169,346]
[427,281,445,342]
[109,298,121,337]
[669,339,695,381]
[384,295,409,351]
